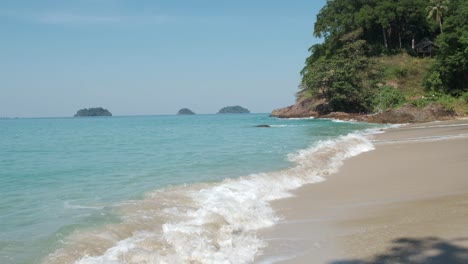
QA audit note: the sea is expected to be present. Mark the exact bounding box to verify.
[0,114,382,264]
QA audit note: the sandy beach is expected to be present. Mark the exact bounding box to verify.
[257,119,468,264]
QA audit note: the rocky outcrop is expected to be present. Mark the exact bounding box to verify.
[177,108,195,115]
[270,98,322,118]
[217,106,250,114]
[321,112,359,121]
[74,107,112,117]
[271,97,456,123]
[318,104,455,123]
[365,104,455,123]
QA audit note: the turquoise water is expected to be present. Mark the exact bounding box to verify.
[0,114,378,264]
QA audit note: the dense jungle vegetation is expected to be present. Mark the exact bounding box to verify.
[299,0,468,114]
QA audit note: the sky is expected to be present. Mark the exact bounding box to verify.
[0,0,325,117]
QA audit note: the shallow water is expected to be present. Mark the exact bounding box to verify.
[0,114,380,263]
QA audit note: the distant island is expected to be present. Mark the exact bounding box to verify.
[177,108,195,115]
[74,107,112,117]
[217,106,250,114]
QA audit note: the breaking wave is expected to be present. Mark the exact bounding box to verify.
[44,132,375,264]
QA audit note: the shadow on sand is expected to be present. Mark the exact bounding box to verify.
[331,237,468,264]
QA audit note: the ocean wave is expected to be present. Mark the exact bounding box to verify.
[44,132,375,264]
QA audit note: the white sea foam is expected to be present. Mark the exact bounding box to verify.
[401,123,468,130]
[269,125,308,128]
[374,133,468,144]
[48,132,375,264]
[330,118,355,123]
[282,117,315,120]
[64,201,105,210]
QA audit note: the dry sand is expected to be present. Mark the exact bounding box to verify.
[256,119,468,264]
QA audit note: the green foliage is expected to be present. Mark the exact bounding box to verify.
[424,70,444,91]
[426,0,450,33]
[374,86,407,112]
[462,92,468,104]
[302,34,380,113]
[313,0,433,52]
[384,66,408,79]
[451,92,468,114]
[299,0,467,115]
[378,54,433,97]
[410,92,465,112]
[425,0,468,94]
[301,0,438,113]
[411,97,433,108]
[296,84,315,100]
[436,93,458,111]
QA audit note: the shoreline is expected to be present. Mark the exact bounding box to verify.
[37,116,377,264]
[256,119,468,263]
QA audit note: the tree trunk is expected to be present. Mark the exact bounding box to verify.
[399,32,402,49]
[463,72,468,90]
[382,26,388,48]
[388,27,393,48]
[439,19,443,33]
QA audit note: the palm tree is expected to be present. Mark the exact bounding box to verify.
[426,0,450,33]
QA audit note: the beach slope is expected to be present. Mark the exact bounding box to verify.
[258,119,468,264]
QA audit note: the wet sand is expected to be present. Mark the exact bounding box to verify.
[257,119,468,264]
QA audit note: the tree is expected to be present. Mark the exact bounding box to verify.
[301,30,380,113]
[426,0,450,33]
[373,0,431,51]
[312,0,431,52]
[425,0,468,94]
[299,0,466,115]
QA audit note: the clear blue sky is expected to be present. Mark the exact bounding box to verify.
[0,0,325,117]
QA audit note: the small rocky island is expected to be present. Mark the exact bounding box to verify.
[74,107,112,117]
[217,106,250,114]
[177,108,195,115]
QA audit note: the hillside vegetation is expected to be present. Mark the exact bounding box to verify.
[293,0,467,119]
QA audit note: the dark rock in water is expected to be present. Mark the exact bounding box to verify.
[254,125,271,128]
[177,108,195,115]
[217,106,250,114]
[74,107,112,117]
